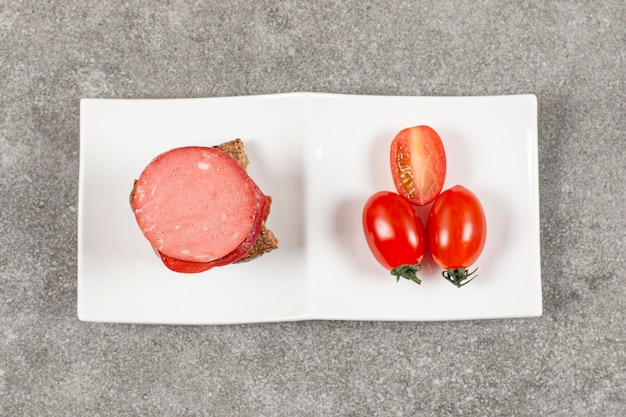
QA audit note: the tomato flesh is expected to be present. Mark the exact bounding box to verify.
[426,185,487,286]
[390,126,446,206]
[362,191,425,284]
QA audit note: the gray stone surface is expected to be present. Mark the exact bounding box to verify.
[1,1,625,415]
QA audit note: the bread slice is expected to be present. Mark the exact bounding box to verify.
[214,139,278,262]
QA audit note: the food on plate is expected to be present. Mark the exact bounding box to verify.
[365,124,487,288]
[362,191,426,284]
[426,185,486,287]
[131,139,278,273]
[390,125,447,206]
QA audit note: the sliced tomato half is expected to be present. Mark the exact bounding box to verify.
[390,125,447,206]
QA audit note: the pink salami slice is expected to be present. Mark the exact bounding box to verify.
[132,146,264,263]
[156,194,268,273]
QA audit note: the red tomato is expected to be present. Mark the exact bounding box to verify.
[390,125,447,206]
[362,191,426,284]
[426,185,487,287]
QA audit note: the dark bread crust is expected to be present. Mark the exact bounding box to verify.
[214,139,278,262]
[213,138,249,169]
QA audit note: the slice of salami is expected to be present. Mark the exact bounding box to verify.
[132,146,264,264]
[156,192,267,273]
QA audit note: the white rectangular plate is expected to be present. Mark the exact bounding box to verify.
[78,93,541,324]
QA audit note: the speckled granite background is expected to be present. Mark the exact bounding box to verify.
[1,1,624,416]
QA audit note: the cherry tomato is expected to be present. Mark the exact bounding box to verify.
[362,191,426,284]
[390,125,447,206]
[426,185,487,287]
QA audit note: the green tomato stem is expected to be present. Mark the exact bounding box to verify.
[442,267,478,287]
[390,264,423,285]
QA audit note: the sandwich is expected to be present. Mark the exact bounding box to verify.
[130,139,278,273]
